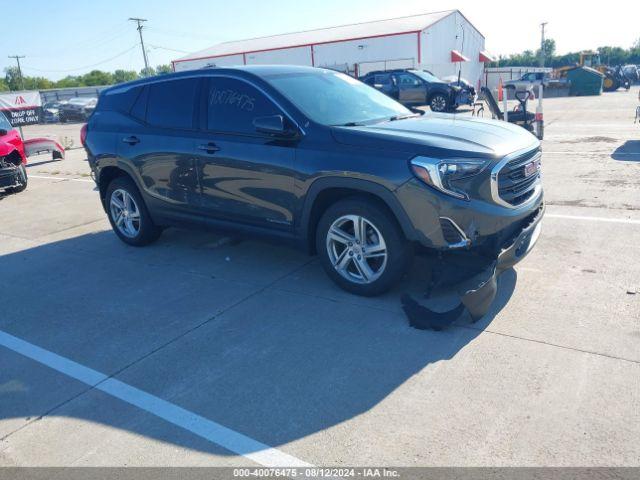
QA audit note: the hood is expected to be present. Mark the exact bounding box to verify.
[331,114,539,158]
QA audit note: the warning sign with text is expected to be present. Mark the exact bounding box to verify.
[0,91,42,126]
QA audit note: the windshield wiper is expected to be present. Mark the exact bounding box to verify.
[389,113,421,122]
[332,121,366,127]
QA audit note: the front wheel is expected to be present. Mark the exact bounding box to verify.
[316,198,412,296]
[105,176,162,246]
[429,93,449,112]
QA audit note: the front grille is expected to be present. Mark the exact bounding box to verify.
[497,149,541,206]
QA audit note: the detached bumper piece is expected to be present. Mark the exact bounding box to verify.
[403,204,544,330]
[461,203,544,320]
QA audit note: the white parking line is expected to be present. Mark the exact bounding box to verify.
[29,175,94,183]
[0,330,311,467]
[546,213,640,225]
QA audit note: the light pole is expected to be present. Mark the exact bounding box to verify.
[539,22,548,67]
[129,18,150,75]
[8,55,26,90]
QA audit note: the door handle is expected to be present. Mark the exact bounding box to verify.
[197,143,220,154]
[122,136,140,145]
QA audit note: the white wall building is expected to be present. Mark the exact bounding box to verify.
[172,10,492,87]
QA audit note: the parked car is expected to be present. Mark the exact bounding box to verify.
[622,65,639,84]
[504,72,551,90]
[0,112,28,194]
[42,101,66,123]
[59,97,97,123]
[84,66,544,301]
[361,69,459,112]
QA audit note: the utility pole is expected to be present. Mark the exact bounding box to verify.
[539,22,548,67]
[129,18,150,75]
[8,55,26,90]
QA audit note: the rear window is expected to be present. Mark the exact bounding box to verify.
[146,78,199,129]
[99,88,140,113]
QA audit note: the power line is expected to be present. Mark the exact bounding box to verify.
[129,18,150,75]
[21,44,139,73]
[147,44,189,54]
[8,55,25,89]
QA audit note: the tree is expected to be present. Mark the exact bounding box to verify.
[54,76,84,88]
[0,78,8,92]
[536,38,556,63]
[155,64,173,75]
[81,70,114,86]
[113,70,139,84]
[140,67,156,77]
[4,67,24,91]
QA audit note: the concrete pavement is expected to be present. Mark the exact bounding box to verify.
[0,89,639,466]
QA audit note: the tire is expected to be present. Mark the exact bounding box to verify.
[105,176,162,246]
[316,197,412,296]
[429,93,449,112]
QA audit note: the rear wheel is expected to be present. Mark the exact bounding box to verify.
[316,198,412,296]
[105,176,162,246]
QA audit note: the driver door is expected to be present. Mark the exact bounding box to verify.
[193,76,298,229]
[393,73,425,104]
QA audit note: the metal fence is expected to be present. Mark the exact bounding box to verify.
[483,67,553,91]
[39,86,109,103]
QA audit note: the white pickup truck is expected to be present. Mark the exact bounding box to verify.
[504,72,551,90]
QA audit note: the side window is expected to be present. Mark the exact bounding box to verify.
[396,74,420,86]
[146,78,199,129]
[207,77,281,135]
[130,86,148,122]
[374,74,391,85]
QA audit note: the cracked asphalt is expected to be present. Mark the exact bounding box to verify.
[0,87,639,466]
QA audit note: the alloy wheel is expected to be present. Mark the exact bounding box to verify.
[110,188,141,238]
[431,95,447,112]
[326,214,388,284]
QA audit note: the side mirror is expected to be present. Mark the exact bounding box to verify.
[253,115,296,138]
[0,129,7,136]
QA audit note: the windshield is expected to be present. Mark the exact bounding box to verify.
[264,70,411,126]
[410,70,442,83]
[0,112,12,131]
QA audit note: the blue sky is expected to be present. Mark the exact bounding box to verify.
[3,0,638,80]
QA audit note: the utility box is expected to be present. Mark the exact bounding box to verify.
[567,67,604,96]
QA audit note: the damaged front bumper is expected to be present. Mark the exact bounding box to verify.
[459,203,545,320]
[0,164,22,190]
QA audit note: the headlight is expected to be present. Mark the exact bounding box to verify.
[410,156,489,200]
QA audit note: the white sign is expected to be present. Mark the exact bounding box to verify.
[0,91,42,126]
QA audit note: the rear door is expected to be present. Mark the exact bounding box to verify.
[117,77,201,217]
[192,75,297,229]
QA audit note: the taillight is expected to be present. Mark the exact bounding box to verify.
[80,124,88,146]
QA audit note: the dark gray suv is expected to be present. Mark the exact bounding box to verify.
[84,65,543,299]
[361,69,457,112]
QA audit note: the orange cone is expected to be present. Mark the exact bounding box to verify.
[498,78,503,102]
